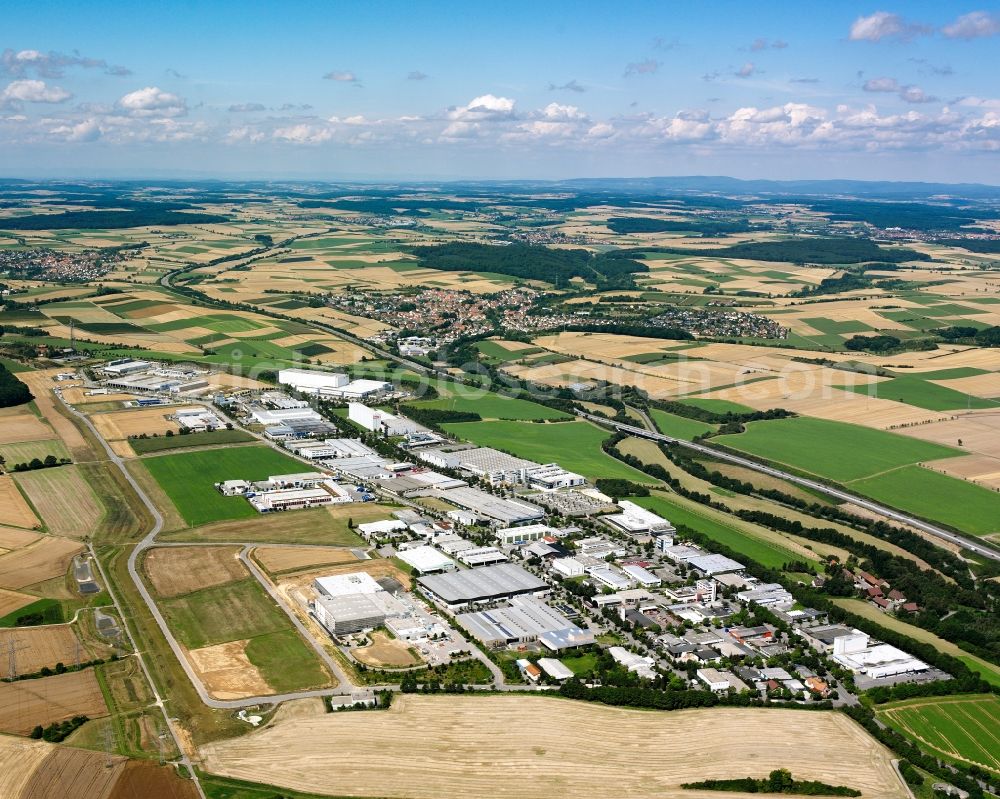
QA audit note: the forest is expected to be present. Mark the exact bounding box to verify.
[606,217,752,236]
[408,241,648,287]
[632,238,929,265]
[0,361,32,407]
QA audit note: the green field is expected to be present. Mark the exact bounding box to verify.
[159,578,288,649]
[142,446,305,526]
[716,417,962,482]
[633,493,807,569]
[878,695,1000,775]
[0,438,70,465]
[243,629,329,692]
[474,340,542,362]
[441,420,657,482]
[845,373,999,411]
[130,429,255,454]
[850,465,1000,537]
[0,597,64,627]
[409,391,569,421]
[649,409,716,440]
[678,397,755,414]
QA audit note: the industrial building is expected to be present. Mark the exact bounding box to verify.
[604,500,676,536]
[313,591,407,636]
[278,368,393,400]
[622,563,662,587]
[495,523,558,545]
[349,403,421,435]
[315,572,383,597]
[455,546,507,567]
[537,658,574,681]
[697,668,750,693]
[417,562,549,611]
[433,486,544,525]
[587,565,635,591]
[418,446,539,486]
[172,406,225,432]
[608,646,657,680]
[831,631,930,679]
[248,485,348,512]
[285,438,380,460]
[456,595,594,650]
[395,545,456,574]
[524,464,586,490]
[737,583,793,606]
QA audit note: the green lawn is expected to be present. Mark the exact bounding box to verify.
[159,578,290,649]
[130,429,255,454]
[845,374,999,411]
[441,420,657,483]
[143,446,305,526]
[878,695,1000,775]
[849,465,1000,537]
[474,340,542,362]
[678,397,755,415]
[716,417,962,482]
[633,493,806,569]
[409,391,570,421]
[244,629,329,692]
[649,409,716,440]
[0,597,64,627]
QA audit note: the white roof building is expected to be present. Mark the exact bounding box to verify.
[349,403,421,436]
[622,563,662,587]
[314,572,384,598]
[537,658,574,681]
[604,500,677,535]
[395,545,456,574]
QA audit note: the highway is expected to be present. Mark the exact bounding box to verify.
[577,410,1000,563]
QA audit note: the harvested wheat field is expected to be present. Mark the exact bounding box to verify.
[0,536,84,589]
[90,407,184,441]
[17,371,91,458]
[0,526,40,548]
[924,453,1000,490]
[201,695,906,799]
[0,624,82,678]
[14,467,104,537]
[0,587,36,617]
[0,476,40,528]
[0,735,53,799]
[186,639,271,700]
[107,759,200,799]
[144,546,246,597]
[20,743,125,799]
[252,545,360,575]
[0,669,107,735]
[0,413,52,444]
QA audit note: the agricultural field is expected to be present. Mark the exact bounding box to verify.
[13,467,105,537]
[200,695,907,799]
[649,408,716,440]
[877,695,1000,775]
[251,545,360,575]
[0,535,84,590]
[0,624,91,678]
[157,575,330,696]
[0,476,40,528]
[128,428,254,454]
[159,503,374,546]
[715,417,963,482]
[441,419,658,483]
[0,669,108,735]
[143,546,247,598]
[407,391,570,421]
[142,446,306,526]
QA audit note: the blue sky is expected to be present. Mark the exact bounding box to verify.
[2,1,999,181]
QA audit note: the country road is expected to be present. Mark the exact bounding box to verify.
[580,411,1000,563]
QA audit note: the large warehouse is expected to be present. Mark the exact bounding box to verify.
[417,562,549,611]
[457,595,594,650]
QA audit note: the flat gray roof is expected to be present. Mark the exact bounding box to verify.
[418,563,548,605]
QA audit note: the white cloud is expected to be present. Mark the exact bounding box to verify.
[407,71,428,81]
[49,118,100,142]
[118,86,187,117]
[941,11,1000,39]
[898,85,936,104]
[324,70,359,83]
[849,11,928,42]
[1,79,72,104]
[749,38,788,51]
[736,62,757,78]
[449,94,516,120]
[863,77,937,104]
[228,102,265,113]
[273,123,333,143]
[541,102,585,120]
[0,48,127,78]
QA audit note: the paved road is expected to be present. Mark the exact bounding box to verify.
[60,399,207,797]
[582,411,1000,562]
